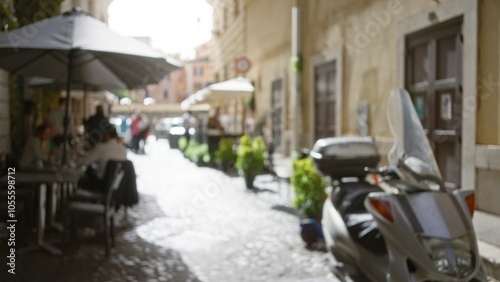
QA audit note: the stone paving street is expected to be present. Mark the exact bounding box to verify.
[1,187,200,282]
[1,138,337,282]
[129,138,337,282]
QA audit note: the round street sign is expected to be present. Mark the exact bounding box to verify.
[235,56,252,74]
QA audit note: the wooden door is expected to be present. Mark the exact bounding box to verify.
[314,61,336,140]
[405,18,463,187]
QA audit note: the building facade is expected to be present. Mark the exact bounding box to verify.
[146,74,183,104]
[134,41,212,107]
[185,41,213,97]
[208,0,500,215]
[61,0,113,22]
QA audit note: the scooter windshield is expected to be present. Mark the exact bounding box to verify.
[387,89,442,187]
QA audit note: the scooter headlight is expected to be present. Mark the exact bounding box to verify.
[419,234,475,278]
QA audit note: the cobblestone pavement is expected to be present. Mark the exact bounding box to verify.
[129,138,337,282]
[1,191,200,282]
[1,138,337,282]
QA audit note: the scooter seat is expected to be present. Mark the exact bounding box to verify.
[333,181,387,255]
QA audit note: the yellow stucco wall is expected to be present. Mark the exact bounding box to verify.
[211,0,500,147]
[210,0,500,214]
[477,0,500,145]
[209,0,294,137]
[210,0,246,82]
[300,0,500,147]
[207,0,246,134]
[245,0,293,134]
[301,0,441,147]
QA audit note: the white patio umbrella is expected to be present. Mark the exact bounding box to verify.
[0,8,179,163]
[206,76,255,99]
[181,76,254,110]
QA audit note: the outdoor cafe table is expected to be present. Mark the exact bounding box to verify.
[0,168,83,255]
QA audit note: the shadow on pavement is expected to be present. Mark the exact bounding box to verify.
[271,204,303,218]
[0,194,200,282]
[246,185,278,194]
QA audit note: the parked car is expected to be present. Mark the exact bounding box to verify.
[168,117,197,149]
[154,117,174,140]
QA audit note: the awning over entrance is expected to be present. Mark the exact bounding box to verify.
[112,102,210,115]
[181,76,254,110]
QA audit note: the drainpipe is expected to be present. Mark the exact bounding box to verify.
[291,5,301,154]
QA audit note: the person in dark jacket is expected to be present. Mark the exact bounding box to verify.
[79,127,127,191]
[86,105,109,148]
[114,160,139,210]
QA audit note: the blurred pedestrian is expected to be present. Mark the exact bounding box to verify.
[86,105,109,147]
[207,107,224,134]
[131,113,142,153]
[48,97,75,147]
[207,108,224,154]
[80,126,127,191]
[19,124,52,170]
[137,113,150,152]
[182,111,193,151]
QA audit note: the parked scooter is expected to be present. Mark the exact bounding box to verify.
[311,89,488,282]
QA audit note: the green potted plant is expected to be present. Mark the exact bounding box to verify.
[179,137,194,158]
[190,143,210,164]
[214,138,237,172]
[179,137,190,154]
[235,135,266,188]
[291,157,328,218]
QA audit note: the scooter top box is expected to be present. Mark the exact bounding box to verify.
[310,136,380,179]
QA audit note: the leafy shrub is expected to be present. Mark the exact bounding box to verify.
[291,157,328,217]
[191,143,210,163]
[180,138,210,163]
[235,135,266,175]
[214,138,237,164]
[179,137,188,151]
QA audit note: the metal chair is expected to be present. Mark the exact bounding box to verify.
[63,161,125,257]
[75,160,138,220]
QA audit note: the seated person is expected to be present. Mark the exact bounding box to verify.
[207,108,224,135]
[19,124,51,170]
[80,126,127,191]
[49,97,76,147]
[85,105,109,148]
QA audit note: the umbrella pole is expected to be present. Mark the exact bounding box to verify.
[83,85,88,121]
[61,49,74,165]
